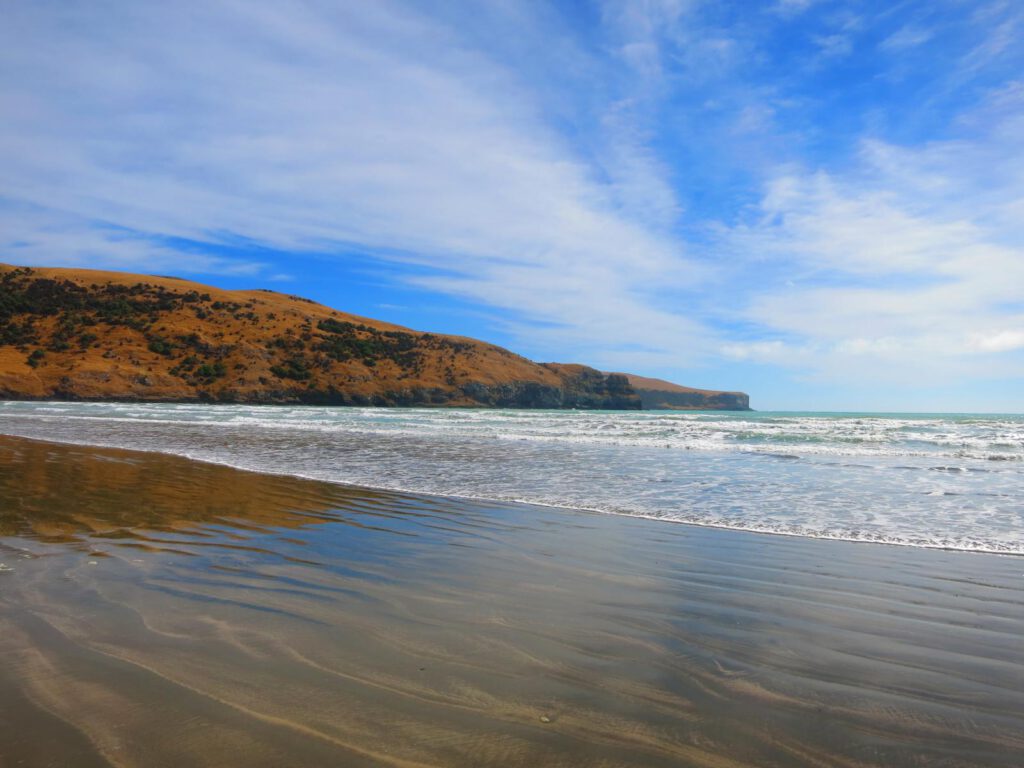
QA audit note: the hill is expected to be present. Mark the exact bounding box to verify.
[617,374,751,411]
[0,265,748,410]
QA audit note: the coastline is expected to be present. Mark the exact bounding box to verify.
[2,434,1022,766]
[2,401,1022,556]
[0,427,1014,558]
[0,265,747,412]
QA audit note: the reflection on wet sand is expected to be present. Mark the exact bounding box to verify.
[1,434,1023,767]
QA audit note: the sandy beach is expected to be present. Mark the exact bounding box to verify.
[1,433,1022,767]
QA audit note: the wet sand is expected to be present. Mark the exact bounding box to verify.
[1,434,1022,767]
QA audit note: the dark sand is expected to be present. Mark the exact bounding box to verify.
[1,434,1022,767]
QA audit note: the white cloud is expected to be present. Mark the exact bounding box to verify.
[880,25,933,52]
[0,0,707,364]
[724,104,1024,383]
[721,340,794,362]
[970,330,1024,353]
[0,204,265,276]
[960,7,1020,76]
[2,0,1022,404]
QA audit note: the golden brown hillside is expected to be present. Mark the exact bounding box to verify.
[615,373,751,411]
[0,265,641,408]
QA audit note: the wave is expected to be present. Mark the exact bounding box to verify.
[3,403,1023,461]
[2,402,1023,556]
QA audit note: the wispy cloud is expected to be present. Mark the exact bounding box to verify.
[722,100,1024,384]
[1,0,1022,407]
[813,33,854,59]
[880,24,934,51]
[0,0,707,363]
[0,203,266,276]
[774,0,821,17]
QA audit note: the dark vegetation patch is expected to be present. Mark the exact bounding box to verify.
[0,269,212,339]
[0,267,645,409]
[313,318,472,371]
[270,357,312,381]
[1,269,233,382]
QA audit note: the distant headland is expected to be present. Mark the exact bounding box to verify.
[0,264,750,410]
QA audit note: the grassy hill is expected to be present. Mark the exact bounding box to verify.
[0,265,748,409]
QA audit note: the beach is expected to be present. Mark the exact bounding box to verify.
[4,4,1019,765]
[2,433,1022,767]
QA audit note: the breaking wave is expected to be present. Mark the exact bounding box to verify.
[2,402,1023,554]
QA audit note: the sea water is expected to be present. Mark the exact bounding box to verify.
[2,402,1022,554]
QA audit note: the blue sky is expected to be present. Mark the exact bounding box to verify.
[2,1,1023,411]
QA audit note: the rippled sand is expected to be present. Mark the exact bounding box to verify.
[1,434,1022,767]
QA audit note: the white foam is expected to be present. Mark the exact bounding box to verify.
[2,401,1023,554]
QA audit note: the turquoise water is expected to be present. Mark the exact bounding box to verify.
[2,402,1023,554]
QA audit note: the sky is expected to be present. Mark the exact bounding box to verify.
[2,0,1023,411]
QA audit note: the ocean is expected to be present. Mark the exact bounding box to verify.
[2,401,1022,555]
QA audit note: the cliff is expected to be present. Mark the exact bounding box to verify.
[615,374,751,411]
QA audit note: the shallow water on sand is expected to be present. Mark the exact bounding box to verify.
[3,402,1023,554]
[2,435,1023,767]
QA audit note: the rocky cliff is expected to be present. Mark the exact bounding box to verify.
[616,374,751,411]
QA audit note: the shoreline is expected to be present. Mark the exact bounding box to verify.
[0,427,1019,558]
[2,434,1023,766]
[0,393,750,412]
